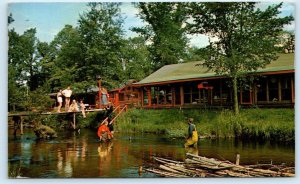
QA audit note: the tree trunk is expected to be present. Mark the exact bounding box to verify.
[232,76,239,115]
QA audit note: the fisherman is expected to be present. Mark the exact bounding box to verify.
[97,120,113,142]
[184,118,198,148]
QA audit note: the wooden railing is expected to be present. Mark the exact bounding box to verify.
[99,105,127,126]
[110,105,127,124]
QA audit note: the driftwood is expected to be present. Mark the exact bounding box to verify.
[145,153,295,178]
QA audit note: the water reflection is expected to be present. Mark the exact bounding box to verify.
[98,141,113,158]
[185,146,199,156]
[8,129,294,178]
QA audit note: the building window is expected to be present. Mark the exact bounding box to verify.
[281,77,291,101]
[143,88,148,105]
[119,93,125,101]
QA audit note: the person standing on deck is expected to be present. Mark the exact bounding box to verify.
[184,118,198,148]
[100,87,109,107]
[56,89,63,112]
[62,86,72,111]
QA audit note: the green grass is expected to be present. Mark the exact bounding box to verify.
[115,108,295,143]
[15,108,294,143]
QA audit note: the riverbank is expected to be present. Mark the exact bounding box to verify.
[116,108,294,143]
[12,107,294,143]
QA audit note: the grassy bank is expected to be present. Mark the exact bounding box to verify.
[116,108,295,143]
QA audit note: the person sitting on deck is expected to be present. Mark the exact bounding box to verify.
[97,120,113,142]
[68,99,79,112]
[184,118,198,148]
[80,100,86,118]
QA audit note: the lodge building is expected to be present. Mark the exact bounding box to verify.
[109,53,295,109]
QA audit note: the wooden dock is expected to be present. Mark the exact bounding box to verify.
[8,108,105,117]
[8,108,106,135]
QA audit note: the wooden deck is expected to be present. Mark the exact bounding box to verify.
[8,108,105,117]
[8,108,106,135]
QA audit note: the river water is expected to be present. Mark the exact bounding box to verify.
[8,128,295,178]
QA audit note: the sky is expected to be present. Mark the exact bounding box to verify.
[7,1,296,48]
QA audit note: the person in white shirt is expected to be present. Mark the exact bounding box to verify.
[62,86,72,111]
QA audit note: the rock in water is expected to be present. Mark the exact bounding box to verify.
[34,125,57,139]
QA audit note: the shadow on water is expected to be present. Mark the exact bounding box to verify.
[8,129,295,178]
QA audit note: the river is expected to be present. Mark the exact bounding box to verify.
[8,128,295,178]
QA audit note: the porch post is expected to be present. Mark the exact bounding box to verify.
[291,77,294,103]
[115,93,119,107]
[180,85,184,106]
[171,87,175,106]
[278,78,282,102]
[266,78,269,103]
[147,87,151,107]
[141,88,144,107]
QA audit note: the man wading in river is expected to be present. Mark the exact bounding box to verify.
[184,118,198,148]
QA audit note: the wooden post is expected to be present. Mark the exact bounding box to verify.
[180,86,184,105]
[115,93,119,107]
[220,79,223,106]
[278,78,282,102]
[72,112,76,130]
[171,87,175,106]
[253,83,257,104]
[266,78,269,103]
[236,154,240,165]
[141,88,144,107]
[147,87,151,107]
[291,77,294,103]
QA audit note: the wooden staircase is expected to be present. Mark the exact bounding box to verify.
[99,105,128,126]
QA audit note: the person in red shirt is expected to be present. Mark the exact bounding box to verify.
[97,120,113,141]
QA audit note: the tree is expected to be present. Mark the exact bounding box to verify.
[188,2,294,114]
[121,37,152,81]
[8,15,52,111]
[133,2,189,70]
[46,25,83,92]
[77,2,125,89]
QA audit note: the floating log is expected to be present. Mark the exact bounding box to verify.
[159,165,182,174]
[145,154,295,178]
[145,168,188,178]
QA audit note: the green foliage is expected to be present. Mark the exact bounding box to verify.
[188,2,294,114]
[117,108,294,143]
[77,2,125,89]
[17,88,54,112]
[121,37,153,81]
[133,2,189,70]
